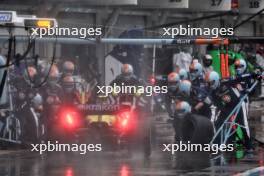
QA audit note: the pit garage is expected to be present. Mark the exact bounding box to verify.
[0,0,264,175]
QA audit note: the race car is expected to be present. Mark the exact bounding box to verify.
[46,98,151,157]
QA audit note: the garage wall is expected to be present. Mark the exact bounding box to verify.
[0,11,262,63]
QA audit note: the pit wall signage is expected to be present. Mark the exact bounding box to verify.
[0,12,12,23]
[238,0,264,14]
[139,0,189,8]
[0,11,16,24]
[189,0,231,11]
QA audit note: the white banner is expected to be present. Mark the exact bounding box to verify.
[139,0,189,8]
[189,0,231,11]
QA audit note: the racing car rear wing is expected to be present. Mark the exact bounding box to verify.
[76,104,121,114]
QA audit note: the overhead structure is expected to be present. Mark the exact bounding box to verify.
[48,0,138,5]
[138,0,189,8]
[238,0,264,14]
[0,11,58,35]
[0,37,230,45]
[0,36,263,45]
[189,0,232,12]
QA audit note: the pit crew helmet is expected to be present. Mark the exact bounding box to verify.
[121,64,133,76]
[177,68,188,80]
[62,61,75,75]
[234,59,247,75]
[175,101,192,116]
[192,59,199,64]
[168,72,180,84]
[189,62,203,80]
[47,65,60,85]
[203,54,213,67]
[178,80,192,96]
[167,72,180,92]
[205,71,220,90]
[32,93,43,109]
[24,66,37,83]
[62,75,75,93]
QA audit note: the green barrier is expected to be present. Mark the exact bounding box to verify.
[209,50,255,78]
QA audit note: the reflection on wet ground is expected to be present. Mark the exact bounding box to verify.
[1,103,264,176]
[0,148,264,176]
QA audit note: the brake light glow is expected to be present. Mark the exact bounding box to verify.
[117,110,137,132]
[66,114,74,125]
[119,111,131,129]
[121,117,128,127]
[59,108,80,129]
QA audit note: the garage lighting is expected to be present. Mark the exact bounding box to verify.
[37,20,52,28]
[24,18,56,28]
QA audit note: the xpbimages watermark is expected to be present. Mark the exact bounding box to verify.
[162,141,234,155]
[31,141,102,155]
[163,25,234,38]
[31,27,102,38]
[97,83,168,97]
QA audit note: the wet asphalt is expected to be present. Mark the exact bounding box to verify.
[1,102,264,176]
[0,146,263,176]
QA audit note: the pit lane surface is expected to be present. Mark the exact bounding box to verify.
[1,101,264,176]
[0,148,264,176]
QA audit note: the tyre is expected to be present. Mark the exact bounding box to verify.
[181,114,214,144]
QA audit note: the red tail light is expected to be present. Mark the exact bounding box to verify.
[66,113,74,125]
[119,111,131,128]
[117,110,135,131]
[59,108,80,129]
